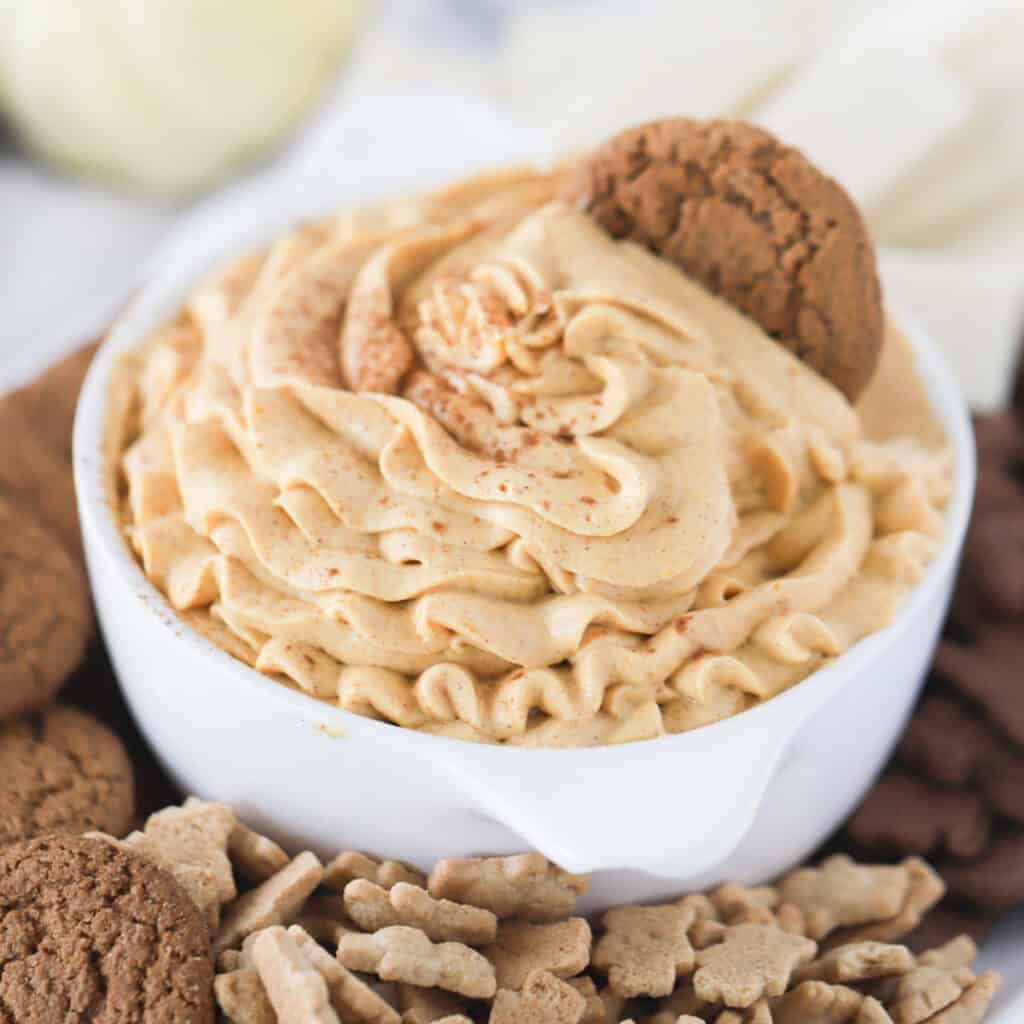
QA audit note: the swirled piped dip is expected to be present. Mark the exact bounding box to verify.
[111,169,951,746]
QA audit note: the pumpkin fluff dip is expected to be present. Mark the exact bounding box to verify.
[110,120,951,747]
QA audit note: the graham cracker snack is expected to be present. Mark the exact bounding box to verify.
[428,853,587,921]
[770,981,877,1023]
[3,768,997,1023]
[644,983,712,1023]
[345,879,498,945]
[928,972,1001,1024]
[397,983,471,1024]
[883,962,976,1024]
[228,817,291,884]
[566,976,607,1024]
[112,122,951,749]
[593,903,696,997]
[693,923,817,1007]
[325,849,427,893]
[715,1007,772,1024]
[337,925,497,999]
[215,967,277,1024]
[779,856,913,941]
[793,942,915,986]
[490,969,587,1024]
[214,850,324,955]
[483,917,592,989]
[824,859,946,948]
[295,889,356,947]
[250,926,340,1024]
[289,925,401,1024]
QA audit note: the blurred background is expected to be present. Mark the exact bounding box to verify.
[1,0,1022,396]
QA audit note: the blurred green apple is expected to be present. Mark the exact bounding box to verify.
[0,0,364,195]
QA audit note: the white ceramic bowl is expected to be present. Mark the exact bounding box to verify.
[73,183,975,911]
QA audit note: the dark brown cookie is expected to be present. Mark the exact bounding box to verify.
[562,118,884,400]
[0,834,214,1022]
[898,695,996,789]
[934,623,1024,750]
[897,694,1024,826]
[905,904,996,954]
[1012,326,1024,421]
[940,831,1024,914]
[0,496,92,721]
[5,343,97,461]
[847,772,991,861]
[0,704,134,845]
[961,413,1024,617]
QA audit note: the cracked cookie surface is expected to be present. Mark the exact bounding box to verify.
[0,703,134,844]
[0,833,213,1023]
[563,118,884,400]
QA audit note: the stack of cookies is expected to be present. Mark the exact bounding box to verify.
[0,345,143,851]
[846,355,1024,945]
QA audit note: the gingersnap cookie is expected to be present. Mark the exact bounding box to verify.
[562,118,884,400]
[5,342,97,461]
[0,403,84,561]
[0,496,92,721]
[0,703,134,845]
[0,833,214,1022]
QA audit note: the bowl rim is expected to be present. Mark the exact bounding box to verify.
[72,196,977,764]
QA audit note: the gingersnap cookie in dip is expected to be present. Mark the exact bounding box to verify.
[0,703,134,844]
[0,833,214,1023]
[0,496,91,721]
[563,118,884,401]
[113,137,949,748]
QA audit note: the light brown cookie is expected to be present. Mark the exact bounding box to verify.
[563,118,884,400]
[779,855,911,941]
[693,922,817,1008]
[0,703,134,843]
[0,833,213,1022]
[592,903,695,998]
[214,850,323,955]
[337,925,497,1000]
[121,798,238,930]
[483,917,592,990]
[324,848,427,893]
[0,496,92,720]
[428,853,587,922]
[490,969,587,1024]
[345,878,498,945]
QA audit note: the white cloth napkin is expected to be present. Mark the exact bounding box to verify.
[346,0,1024,410]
